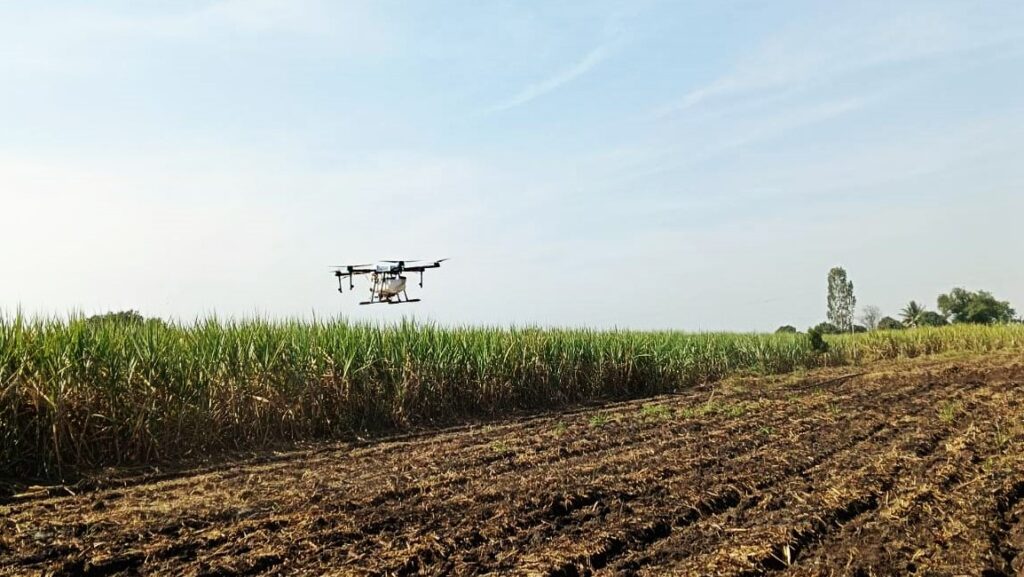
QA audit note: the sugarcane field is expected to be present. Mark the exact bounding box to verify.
[3,1,1024,575]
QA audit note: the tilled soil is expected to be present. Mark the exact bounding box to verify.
[2,351,1024,576]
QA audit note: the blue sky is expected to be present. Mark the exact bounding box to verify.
[2,0,1023,330]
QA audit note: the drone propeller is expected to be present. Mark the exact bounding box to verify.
[382,258,449,264]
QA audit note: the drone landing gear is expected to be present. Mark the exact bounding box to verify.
[358,296,422,305]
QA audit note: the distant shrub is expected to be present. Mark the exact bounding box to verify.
[918,311,949,327]
[811,322,842,335]
[807,328,830,353]
[877,317,904,330]
[87,310,146,325]
[86,310,166,330]
[775,325,798,334]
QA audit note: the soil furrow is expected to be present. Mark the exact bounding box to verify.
[595,377,999,575]
[1,352,1022,577]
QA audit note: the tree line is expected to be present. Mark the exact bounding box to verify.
[776,266,1019,335]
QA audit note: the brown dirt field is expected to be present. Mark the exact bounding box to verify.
[2,351,1024,576]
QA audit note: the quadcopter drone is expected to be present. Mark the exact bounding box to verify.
[331,259,447,305]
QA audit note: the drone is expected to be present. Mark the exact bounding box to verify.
[331,259,448,305]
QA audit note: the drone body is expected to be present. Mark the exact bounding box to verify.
[331,259,447,305]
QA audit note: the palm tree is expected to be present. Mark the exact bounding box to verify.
[900,301,925,328]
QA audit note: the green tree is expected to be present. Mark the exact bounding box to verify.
[826,267,856,332]
[900,301,926,328]
[937,288,1016,324]
[877,316,904,330]
[775,325,797,334]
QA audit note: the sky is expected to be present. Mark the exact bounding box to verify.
[2,0,1023,331]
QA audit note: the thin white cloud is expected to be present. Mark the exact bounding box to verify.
[693,95,871,161]
[655,2,1024,118]
[481,43,612,114]
[611,94,874,190]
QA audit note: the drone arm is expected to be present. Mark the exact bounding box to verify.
[402,263,441,273]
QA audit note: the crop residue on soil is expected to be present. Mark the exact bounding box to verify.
[2,351,1024,576]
